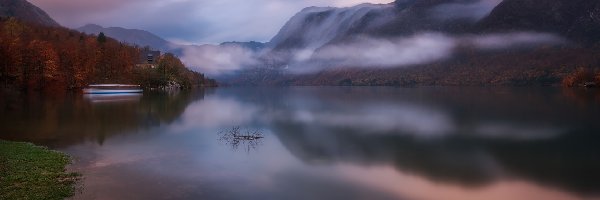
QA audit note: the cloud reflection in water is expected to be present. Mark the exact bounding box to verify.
[35,87,600,200]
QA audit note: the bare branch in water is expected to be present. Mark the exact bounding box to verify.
[218,126,264,153]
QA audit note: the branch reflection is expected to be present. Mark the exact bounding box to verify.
[218,126,264,153]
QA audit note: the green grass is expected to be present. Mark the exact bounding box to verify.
[0,140,79,200]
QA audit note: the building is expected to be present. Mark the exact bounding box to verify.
[136,50,161,69]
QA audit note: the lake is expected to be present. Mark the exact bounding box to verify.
[1,87,599,200]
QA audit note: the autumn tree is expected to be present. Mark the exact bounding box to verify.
[562,67,596,87]
[0,18,215,90]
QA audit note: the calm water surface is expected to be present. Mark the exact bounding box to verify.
[1,87,599,200]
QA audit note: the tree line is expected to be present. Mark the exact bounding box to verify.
[0,17,217,90]
[562,67,600,87]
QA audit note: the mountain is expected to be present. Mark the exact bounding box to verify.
[220,41,266,52]
[264,0,600,56]
[77,24,173,51]
[267,4,393,50]
[0,0,59,26]
[254,0,501,69]
[77,24,268,59]
[478,0,600,44]
[267,0,493,51]
[220,0,600,86]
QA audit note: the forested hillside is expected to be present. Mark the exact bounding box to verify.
[0,17,216,90]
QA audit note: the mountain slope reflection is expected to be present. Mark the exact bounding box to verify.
[217,87,600,196]
[2,87,599,199]
[273,122,599,195]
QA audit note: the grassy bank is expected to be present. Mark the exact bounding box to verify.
[0,140,79,200]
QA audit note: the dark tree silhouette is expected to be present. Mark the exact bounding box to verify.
[97,32,106,44]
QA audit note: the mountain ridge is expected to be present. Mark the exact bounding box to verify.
[77,24,173,51]
[221,0,600,86]
[477,0,600,44]
[0,0,59,26]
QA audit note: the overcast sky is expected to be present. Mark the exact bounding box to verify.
[29,0,393,44]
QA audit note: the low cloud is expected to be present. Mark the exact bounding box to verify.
[284,32,565,74]
[180,45,258,76]
[298,33,456,72]
[474,122,564,140]
[180,32,565,76]
[467,32,566,49]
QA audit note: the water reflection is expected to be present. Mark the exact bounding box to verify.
[83,93,142,104]
[218,126,264,153]
[216,87,600,197]
[1,87,599,200]
[0,89,207,147]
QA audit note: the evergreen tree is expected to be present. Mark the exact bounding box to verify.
[97,32,106,44]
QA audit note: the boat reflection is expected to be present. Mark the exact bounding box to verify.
[84,93,142,104]
[0,89,207,147]
[3,87,599,200]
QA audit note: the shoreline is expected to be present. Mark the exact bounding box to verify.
[0,140,79,200]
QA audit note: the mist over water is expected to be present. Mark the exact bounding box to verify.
[1,87,599,200]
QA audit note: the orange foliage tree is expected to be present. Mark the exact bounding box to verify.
[0,17,216,90]
[562,67,597,87]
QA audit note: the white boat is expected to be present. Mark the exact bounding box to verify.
[83,84,143,94]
